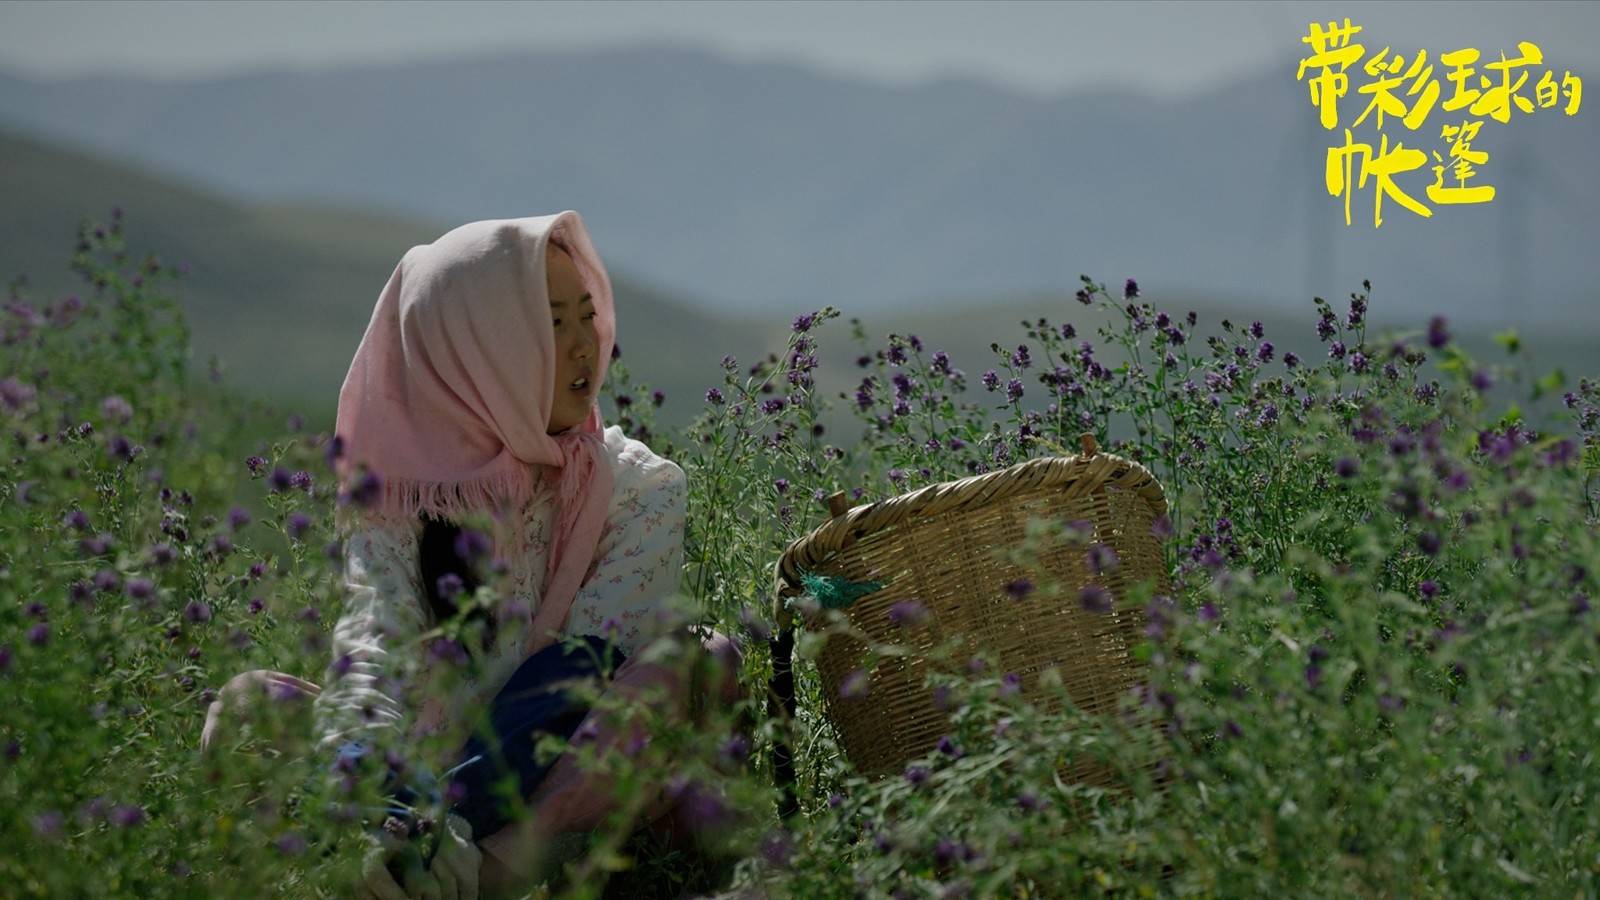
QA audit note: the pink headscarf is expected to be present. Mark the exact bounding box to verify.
[333,212,617,656]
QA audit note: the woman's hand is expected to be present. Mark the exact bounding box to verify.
[357,828,417,900]
[357,813,480,900]
[200,669,321,754]
[425,813,482,899]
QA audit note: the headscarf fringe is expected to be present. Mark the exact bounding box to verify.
[334,462,537,537]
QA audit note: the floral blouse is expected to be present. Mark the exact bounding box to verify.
[311,425,686,757]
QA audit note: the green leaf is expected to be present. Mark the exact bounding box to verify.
[1436,347,1468,375]
[1493,329,1521,354]
[1532,368,1565,401]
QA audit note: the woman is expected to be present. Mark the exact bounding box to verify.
[201,213,745,899]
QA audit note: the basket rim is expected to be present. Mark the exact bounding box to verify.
[772,438,1169,607]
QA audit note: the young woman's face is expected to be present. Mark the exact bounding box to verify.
[545,243,599,435]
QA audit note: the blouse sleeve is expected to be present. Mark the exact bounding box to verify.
[565,451,688,658]
[311,518,429,755]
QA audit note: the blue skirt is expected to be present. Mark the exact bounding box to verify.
[338,634,627,842]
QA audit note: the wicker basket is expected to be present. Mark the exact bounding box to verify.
[768,434,1173,813]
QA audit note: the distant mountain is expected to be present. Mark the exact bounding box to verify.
[0,128,764,429]
[1,46,1595,334]
[4,127,1588,444]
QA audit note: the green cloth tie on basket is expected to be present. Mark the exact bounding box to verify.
[792,570,887,611]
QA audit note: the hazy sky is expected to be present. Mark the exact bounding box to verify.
[2,0,1595,100]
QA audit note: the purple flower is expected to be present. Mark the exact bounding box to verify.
[290,470,314,492]
[341,470,381,507]
[1305,664,1324,690]
[100,395,133,423]
[274,833,307,856]
[839,669,870,700]
[1123,278,1140,300]
[183,601,212,624]
[1256,341,1274,363]
[110,805,145,828]
[323,434,345,471]
[79,533,113,556]
[0,377,38,412]
[93,569,121,593]
[719,733,751,766]
[30,810,64,841]
[1427,316,1450,348]
[1284,351,1300,368]
[999,672,1022,697]
[227,505,252,531]
[904,765,930,787]
[759,829,794,868]
[435,573,465,601]
[125,578,155,601]
[760,397,786,415]
[248,597,264,615]
[244,455,268,477]
[1335,457,1359,479]
[26,623,49,646]
[287,512,312,540]
[1086,543,1119,575]
[791,312,815,333]
[268,467,293,492]
[772,478,789,495]
[1198,602,1219,622]
[1329,340,1347,360]
[1005,379,1024,402]
[1543,439,1577,467]
[888,599,930,628]
[453,529,490,562]
[651,389,666,407]
[936,735,964,759]
[1417,532,1442,557]
[981,370,999,392]
[1471,369,1494,391]
[1079,584,1113,614]
[64,509,91,532]
[705,387,724,405]
[147,543,177,567]
[1003,578,1034,601]
[427,637,468,666]
[1419,579,1440,599]
[77,797,109,825]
